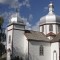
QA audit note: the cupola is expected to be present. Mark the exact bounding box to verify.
[40,2,60,25]
[39,2,60,38]
[9,9,24,25]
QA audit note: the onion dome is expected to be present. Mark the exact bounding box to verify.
[9,9,24,24]
[40,2,60,25]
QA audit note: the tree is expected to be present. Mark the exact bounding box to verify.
[0,17,6,57]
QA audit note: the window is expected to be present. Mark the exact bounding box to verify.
[9,35,11,43]
[49,24,53,31]
[53,50,57,60]
[58,25,60,32]
[40,45,44,56]
[42,26,44,32]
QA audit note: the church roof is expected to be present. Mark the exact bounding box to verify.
[25,30,50,42]
[25,30,60,43]
[50,33,60,42]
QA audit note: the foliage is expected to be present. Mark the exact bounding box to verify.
[0,57,6,60]
[0,17,6,57]
[0,43,6,57]
[0,17,4,26]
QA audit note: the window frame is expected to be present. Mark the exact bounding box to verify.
[9,35,11,43]
[58,24,60,32]
[42,26,44,32]
[49,24,53,32]
[39,45,44,56]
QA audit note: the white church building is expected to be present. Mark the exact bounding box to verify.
[6,2,60,60]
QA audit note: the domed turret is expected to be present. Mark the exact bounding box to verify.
[40,2,60,25]
[39,2,60,39]
[8,8,26,31]
[9,12,24,24]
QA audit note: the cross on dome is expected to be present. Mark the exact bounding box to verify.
[9,0,24,24]
[49,2,54,14]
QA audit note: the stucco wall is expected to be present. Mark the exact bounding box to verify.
[51,42,59,60]
[29,41,51,60]
[40,25,50,35]
[7,24,28,60]
[7,25,13,60]
[13,30,28,60]
[40,24,59,35]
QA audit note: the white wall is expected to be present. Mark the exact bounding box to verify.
[44,25,47,34]
[40,26,42,32]
[13,30,28,60]
[29,41,51,60]
[40,24,58,35]
[51,42,59,60]
[40,25,49,35]
[53,24,56,34]
[7,24,28,60]
[53,24,59,34]
[7,25,13,60]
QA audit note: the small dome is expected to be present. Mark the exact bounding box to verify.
[9,12,24,24]
[40,2,60,25]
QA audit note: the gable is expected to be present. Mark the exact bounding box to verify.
[50,33,60,42]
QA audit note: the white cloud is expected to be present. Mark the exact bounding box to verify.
[29,14,33,21]
[44,6,48,10]
[0,0,6,3]
[32,21,40,31]
[0,0,31,28]
[23,0,30,8]
[26,22,31,27]
[20,17,31,30]
[0,11,14,24]
[0,0,7,3]
[10,0,20,9]
[0,0,30,8]
[0,0,13,4]
[25,22,31,30]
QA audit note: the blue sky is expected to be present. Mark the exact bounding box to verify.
[0,0,60,30]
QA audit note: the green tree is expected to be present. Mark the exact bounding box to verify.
[0,17,6,57]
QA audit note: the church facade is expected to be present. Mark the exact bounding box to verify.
[6,2,60,60]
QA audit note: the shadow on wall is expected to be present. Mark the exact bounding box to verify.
[12,47,28,60]
[29,53,39,60]
[29,53,32,60]
[11,56,23,60]
[25,54,28,60]
[13,47,23,57]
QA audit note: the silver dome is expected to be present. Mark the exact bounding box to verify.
[10,12,24,24]
[40,2,60,25]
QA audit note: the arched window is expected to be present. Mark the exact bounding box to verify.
[9,35,11,43]
[53,50,57,60]
[40,45,44,56]
[49,24,53,31]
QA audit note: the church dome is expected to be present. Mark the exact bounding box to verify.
[9,12,24,24]
[40,2,60,25]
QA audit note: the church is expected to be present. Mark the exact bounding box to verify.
[6,2,60,60]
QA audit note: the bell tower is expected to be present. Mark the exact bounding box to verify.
[6,8,26,60]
